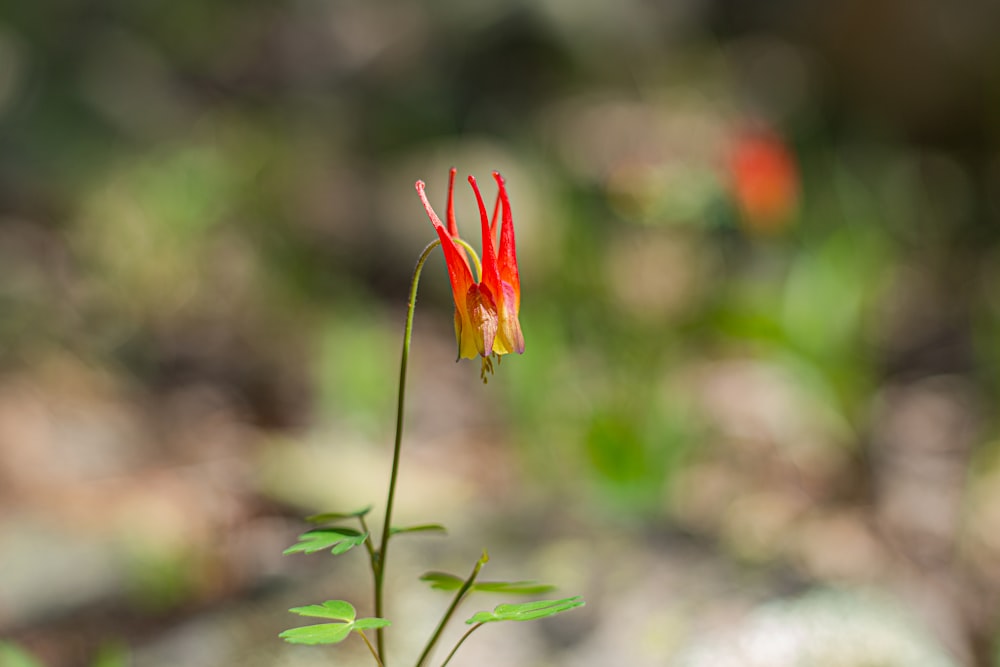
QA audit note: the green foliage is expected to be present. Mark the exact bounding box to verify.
[283,527,368,555]
[306,507,373,523]
[0,643,128,667]
[583,399,697,511]
[466,597,586,624]
[0,642,43,667]
[317,312,398,434]
[585,412,646,486]
[123,546,197,611]
[389,524,447,536]
[289,600,358,620]
[280,600,390,646]
[278,624,355,646]
[90,643,128,667]
[420,572,555,595]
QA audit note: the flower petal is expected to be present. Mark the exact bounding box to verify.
[454,307,478,360]
[468,175,503,303]
[416,180,475,312]
[465,283,498,357]
[490,188,501,241]
[492,172,521,313]
[492,280,524,356]
[446,167,459,238]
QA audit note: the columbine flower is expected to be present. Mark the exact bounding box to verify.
[729,128,799,234]
[416,169,524,381]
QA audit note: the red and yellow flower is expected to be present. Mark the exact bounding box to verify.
[416,169,524,380]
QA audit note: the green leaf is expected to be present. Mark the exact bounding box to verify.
[283,528,368,555]
[471,581,557,595]
[279,622,353,645]
[0,642,44,667]
[91,642,129,667]
[466,596,585,624]
[288,600,356,621]
[353,618,392,631]
[420,571,464,591]
[420,572,555,595]
[390,523,447,536]
[280,602,389,646]
[306,506,373,523]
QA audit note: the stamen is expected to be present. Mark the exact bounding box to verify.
[480,356,495,383]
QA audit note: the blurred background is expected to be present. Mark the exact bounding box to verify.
[2,1,1000,665]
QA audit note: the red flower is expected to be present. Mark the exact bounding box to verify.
[416,169,524,379]
[729,130,799,233]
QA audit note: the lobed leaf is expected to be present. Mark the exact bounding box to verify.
[280,602,390,647]
[465,596,585,624]
[353,618,392,631]
[283,528,368,555]
[390,523,447,536]
[306,506,373,523]
[288,600,356,621]
[419,571,464,591]
[471,581,557,595]
[279,622,353,645]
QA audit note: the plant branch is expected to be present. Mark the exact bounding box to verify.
[439,623,484,667]
[375,239,441,664]
[415,552,489,667]
[357,631,384,667]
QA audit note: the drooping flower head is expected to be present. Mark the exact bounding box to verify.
[416,169,524,381]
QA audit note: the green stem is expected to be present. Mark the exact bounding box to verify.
[375,239,441,664]
[414,551,489,667]
[439,623,484,667]
[358,631,384,667]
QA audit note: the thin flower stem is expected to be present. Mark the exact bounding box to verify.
[414,552,488,667]
[439,623,484,667]
[375,239,441,664]
[357,631,384,667]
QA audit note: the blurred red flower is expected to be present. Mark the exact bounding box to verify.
[729,130,799,234]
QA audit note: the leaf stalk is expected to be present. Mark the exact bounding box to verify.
[414,551,488,667]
